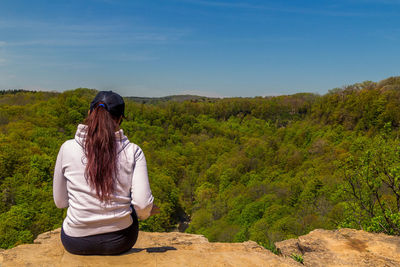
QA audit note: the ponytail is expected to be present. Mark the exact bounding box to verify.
[84,103,119,202]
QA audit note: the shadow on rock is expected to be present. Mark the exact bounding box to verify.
[125,246,177,254]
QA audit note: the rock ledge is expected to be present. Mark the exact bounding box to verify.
[1,228,400,266]
[0,228,298,267]
[276,228,400,267]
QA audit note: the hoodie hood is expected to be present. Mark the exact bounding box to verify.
[74,124,130,154]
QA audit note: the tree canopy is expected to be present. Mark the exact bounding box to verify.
[1,77,400,249]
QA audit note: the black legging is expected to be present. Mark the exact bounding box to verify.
[61,210,139,255]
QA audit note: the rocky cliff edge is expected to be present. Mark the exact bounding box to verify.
[0,228,399,267]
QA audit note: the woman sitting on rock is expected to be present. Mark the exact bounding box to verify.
[53,91,159,255]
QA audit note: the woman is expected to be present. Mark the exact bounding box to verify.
[53,91,159,255]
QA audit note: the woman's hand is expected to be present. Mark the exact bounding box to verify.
[150,205,160,216]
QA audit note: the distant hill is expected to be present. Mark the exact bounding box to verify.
[125,94,219,104]
[0,89,36,95]
[0,90,220,104]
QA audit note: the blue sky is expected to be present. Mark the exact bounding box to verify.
[0,0,399,97]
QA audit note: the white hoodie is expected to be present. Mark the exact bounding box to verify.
[53,124,154,237]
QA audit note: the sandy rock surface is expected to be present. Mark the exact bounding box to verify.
[0,229,299,267]
[2,227,399,266]
[276,228,400,267]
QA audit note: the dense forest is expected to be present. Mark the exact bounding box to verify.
[1,77,400,250]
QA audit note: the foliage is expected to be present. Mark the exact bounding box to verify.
[338,132,400,234]
[290,253,304,264]
[1,76,400,249]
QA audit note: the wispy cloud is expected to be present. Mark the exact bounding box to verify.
[370,28,400,41]
[179,0,266,9]
[349,0,400,4]
[0,41,6,66]
[6,32,183,47]
[0,73,17,85]
[180,0,384,17]
[0,19,190,47]
[110,53,159,62]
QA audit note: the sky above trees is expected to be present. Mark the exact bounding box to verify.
[0,0,399,97]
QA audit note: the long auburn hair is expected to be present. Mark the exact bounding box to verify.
[84,103,120,202]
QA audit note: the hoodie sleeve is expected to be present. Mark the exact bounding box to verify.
[53,143,69,208]
[131,146,154,220]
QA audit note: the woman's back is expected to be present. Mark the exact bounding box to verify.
[54,124,153,237]
[53,91,156,255]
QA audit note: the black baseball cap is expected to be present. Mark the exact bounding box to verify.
[90,91,125,118]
